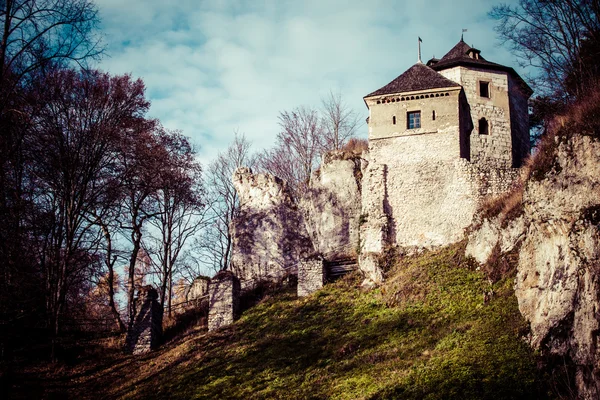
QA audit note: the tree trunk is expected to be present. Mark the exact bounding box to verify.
[128,227,142,328]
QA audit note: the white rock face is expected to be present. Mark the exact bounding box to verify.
[516,135,600,399]
[231,168,314,289]
[465,215,526,264]
[302,151,362,261]
[466,135,600,399]
[186,276,210,303]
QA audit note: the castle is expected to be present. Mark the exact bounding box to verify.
[229,38,532,290]
[360,38,531,256]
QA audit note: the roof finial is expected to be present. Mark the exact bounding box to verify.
[461,28,467,41]
[418,36,423,63]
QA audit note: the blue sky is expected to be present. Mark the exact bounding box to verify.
[94,0,524,164]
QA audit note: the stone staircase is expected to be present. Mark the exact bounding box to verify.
[325,258,358,281]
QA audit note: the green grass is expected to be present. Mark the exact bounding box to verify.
[16,242,545,399]
[122,243,543,399]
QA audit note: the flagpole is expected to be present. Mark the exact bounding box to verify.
[418,37,422,63]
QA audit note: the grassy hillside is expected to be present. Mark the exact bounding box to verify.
[13,243,547,399]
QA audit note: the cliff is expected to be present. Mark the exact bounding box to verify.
[466,119,600,398]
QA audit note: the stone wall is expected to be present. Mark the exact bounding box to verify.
[208,271,241,332]
[231,168,314,289]
[125,286,163,355]
[508,74,531,167]
[302,151,362,261]
[366,88,462,141]
[297,257,326,297]
[360,136,520,250]
[439,66,514,168]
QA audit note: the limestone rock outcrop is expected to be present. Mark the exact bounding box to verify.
[466,134,600,399]
[186,275,210,304]
[230,168,314,289]
[302,151,362,261]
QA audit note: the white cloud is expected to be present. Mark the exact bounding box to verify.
[94,0,524,164]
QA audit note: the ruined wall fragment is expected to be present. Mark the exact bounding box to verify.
[125,286,163,355]
[297,256,326,297]
[230,168,314,289]
[207,271,240,332]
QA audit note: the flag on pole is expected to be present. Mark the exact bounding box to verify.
[419,36,423,42]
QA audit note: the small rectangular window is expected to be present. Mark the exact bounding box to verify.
[480,81,490,98]
[407,111,421,129]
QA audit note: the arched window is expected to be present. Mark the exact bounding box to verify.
[479,118,489,135]
[392,116,396,125]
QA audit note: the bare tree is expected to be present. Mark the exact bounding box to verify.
[321,90,361,151]
[490,0,600,99]
[259,107,323,195]
[0,0,102,108]
[201,132,256,273]
[90,195,126,332]
[145,130,206,316]
[27,68,149,352]
[116,123,169,326]
[0,0,102,348]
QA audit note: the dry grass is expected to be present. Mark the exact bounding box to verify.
[529,83,600,181]
[342,137,369,155]
[479,183,525,226]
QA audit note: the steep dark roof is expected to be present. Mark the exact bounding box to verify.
[431,39,503,70]
[365,62,460,98]
[430,39,533,96]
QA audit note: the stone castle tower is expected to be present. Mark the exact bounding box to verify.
[360,38,532,251]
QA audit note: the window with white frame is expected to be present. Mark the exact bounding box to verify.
[407,111,421,129]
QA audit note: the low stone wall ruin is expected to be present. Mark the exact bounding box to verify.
[297,257,326,297]
[208,271,241,332]
[125,286,163,355]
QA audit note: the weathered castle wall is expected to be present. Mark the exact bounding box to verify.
[208,270,241,332]
[231,168,314,289]
[362,134,520,249]
[125,286,163,355]
[302,151,362,261]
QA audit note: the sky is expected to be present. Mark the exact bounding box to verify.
[94,0,524,165]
